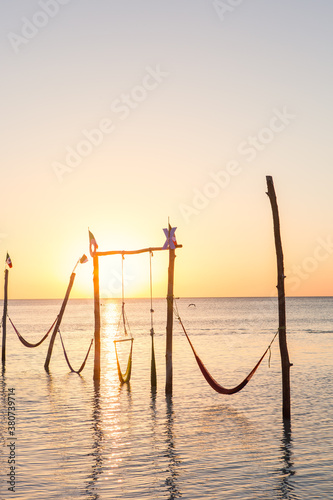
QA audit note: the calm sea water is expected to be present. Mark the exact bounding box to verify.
[0,297,332,500]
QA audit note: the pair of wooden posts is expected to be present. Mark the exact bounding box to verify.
[91,238,180,396]
[90,177,291,419]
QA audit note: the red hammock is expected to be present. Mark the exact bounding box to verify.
[7,315,58,348]
[59,332,94,374]
[177,315,277,395]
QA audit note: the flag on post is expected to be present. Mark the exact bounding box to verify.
[80,254,88,264]
[169,223,177,247]
[6,253,12,268]
[88,230,98,257]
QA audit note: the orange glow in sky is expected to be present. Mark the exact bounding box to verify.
[1,3,333,299]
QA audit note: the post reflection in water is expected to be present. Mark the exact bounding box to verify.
[165,395,182,500]
[0,368,7,459]
[149,386,158,478]
[150,386,157,416]
[85,379,104,500]
[0,365,6,403]
[278,419,297,500]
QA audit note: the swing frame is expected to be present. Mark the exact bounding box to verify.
[90,230,182,385]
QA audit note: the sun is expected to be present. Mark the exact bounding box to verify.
[98,250,169,300]
[66,226,172,300]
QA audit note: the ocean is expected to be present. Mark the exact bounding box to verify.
[0,297,332,499]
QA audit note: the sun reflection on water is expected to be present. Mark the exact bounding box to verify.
[101,299,120,344]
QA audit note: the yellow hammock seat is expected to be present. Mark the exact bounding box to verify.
[114,338,134,384]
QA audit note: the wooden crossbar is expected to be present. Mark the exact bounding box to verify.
[96,244,182,257]
[113,338,133,343]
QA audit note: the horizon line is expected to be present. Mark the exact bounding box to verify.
[2,295,333,301]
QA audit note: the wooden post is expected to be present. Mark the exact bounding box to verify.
[266,175,291,420]
[44,272,76,371]
[165,246,175,395]
[2,269,9,364]
[93,254,101,381]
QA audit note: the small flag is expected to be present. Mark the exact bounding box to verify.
[162,226,177,250]
[89,230,98,257]
[170,223,177,247]
[80,254,88,264]
[6,253,12,268]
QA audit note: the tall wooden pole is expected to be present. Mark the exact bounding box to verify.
[266,175,291,420]
[44,272,76,371]
[93,254,101,381]
[165,246,175,395]
[2,269,9,364]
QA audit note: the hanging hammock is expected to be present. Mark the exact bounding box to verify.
[114,337,134,384]
[175,308,278,395]
[59,331,94,374]
[7,314,58,348]
[114,254,134,384]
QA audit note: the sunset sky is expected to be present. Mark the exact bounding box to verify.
[1,1,333,299]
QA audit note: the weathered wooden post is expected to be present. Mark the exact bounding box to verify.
[165,227,176,395]
[44,272,76,371]
[93,253,101,381]
[2,269,9,364]
[88,230,101,381]
[266,175,291,420]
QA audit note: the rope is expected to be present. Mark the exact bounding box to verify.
[59,331,94,374]
[173,301,279,395]
[119,253,133,337]
[7,315,58,348]
[117,306,130,336]
[116,302,132,338]
[121,254,128,335]
[149,251,154,335]
[114,338,134,383]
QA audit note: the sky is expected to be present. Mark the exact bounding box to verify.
[1,0,333,299]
